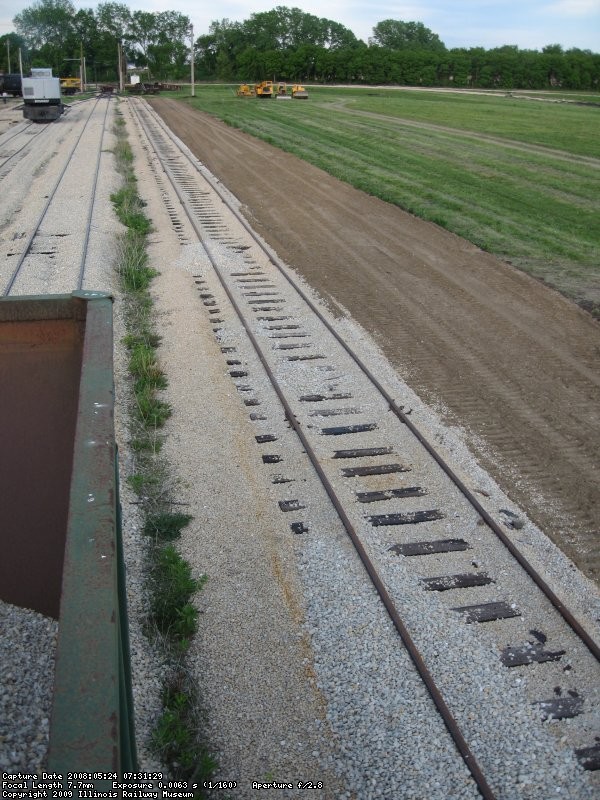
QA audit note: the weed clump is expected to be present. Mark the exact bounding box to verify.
[144,511,194,541]
[152,683,216,778]
[151,545,204,640]
[112,107,213,787]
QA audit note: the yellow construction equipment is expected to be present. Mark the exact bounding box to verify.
[60,76,81,95]
[275,82,290,99]
[291,84,308,99]
[237,80,306,100]
[255,80,274,98]
[236,83,255,97]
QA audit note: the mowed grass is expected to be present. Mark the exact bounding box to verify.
[177,85,600,314]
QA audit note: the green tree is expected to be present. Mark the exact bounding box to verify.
[242,7,357,51]
[146,12,190,78]
[96,2,131,42]
[370,20,445,52]
[542,43,565,87]
[130,10,156,66]
[0,32,27,73]
[195,33,218,78]
[285,43,320,80]
[14,0,76,72]
[208,18,246,68]
[565,48,599,91]
[326,20,360,50]
[215,46,235,81]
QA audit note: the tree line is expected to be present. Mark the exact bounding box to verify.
[3,2,599,91]
[6,0,191,83]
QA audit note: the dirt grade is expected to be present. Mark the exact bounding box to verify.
[150,97,600,586]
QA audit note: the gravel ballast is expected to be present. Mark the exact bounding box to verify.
[0,602,57,772]
[124,99,599,799]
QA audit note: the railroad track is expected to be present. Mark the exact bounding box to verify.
[129,97,600,799]
[0,119,51,177]
[1,96,113,297]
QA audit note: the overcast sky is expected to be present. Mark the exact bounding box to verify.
[1,1,599,52]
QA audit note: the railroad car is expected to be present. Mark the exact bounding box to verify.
[59,76,81,95]
[1,73,22,96]
[22,68,64,122]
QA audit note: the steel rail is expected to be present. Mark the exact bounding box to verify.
[144,99,600,664]
[130,99,498,800]
[77,96,112,289]
[3,97,102,297]
[0,120,34,147]
[0,122,49,171]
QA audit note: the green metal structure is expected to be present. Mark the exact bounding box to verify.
[0,291,137,773]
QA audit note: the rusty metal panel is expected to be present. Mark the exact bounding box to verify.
[0,295,85,617]
[48,291,135,771]
[0,291,136,772]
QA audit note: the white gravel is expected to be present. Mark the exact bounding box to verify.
[0,603,57,772]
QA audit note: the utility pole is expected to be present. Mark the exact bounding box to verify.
[80,41,84,92]
[118,41,124,92]
[18,48,23,79]
[190,24,195,97]
[6,39,10,73]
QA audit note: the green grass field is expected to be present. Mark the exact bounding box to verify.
[173,85,600,315]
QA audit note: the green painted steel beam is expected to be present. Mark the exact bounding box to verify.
[45,292,137,774]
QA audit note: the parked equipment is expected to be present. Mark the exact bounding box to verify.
[1,73,22,96]
[22,68,64,122]
[125,81,163,95]
[237,83,255,97]
[275,82,290,99]
[237,80,308,100]
[60,76,81,95]
[255,80,274,98]
[291,84,309,99]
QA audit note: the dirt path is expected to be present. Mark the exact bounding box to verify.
[150,98,600,586]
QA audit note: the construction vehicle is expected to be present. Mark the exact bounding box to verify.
[291,84,308,99]
[255,80,274,98]
[236,83,255,97]
[237,80,306,100]
[60,76,81,95]
[275,82,290,99]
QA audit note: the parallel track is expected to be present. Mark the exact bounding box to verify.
[2,96,111,297]
[129,97,600,799]
[0,120,50,176]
